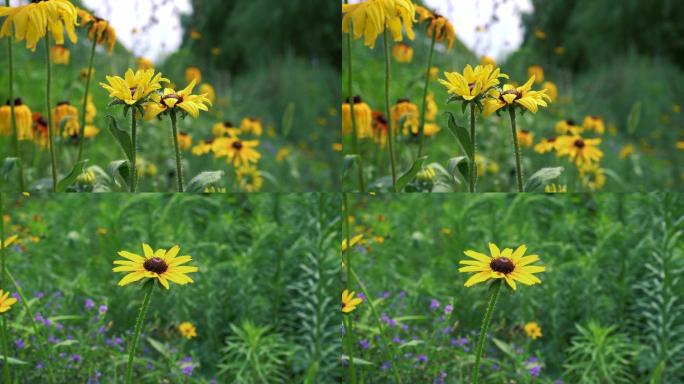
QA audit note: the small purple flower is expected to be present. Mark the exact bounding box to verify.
[381,361,391,371]
[398,291,406,299]
[392,336,403,344]
[444,304,453,314]
[55,323,64,331]
[416,354,428,363]
[359,339,370,350]
[98,305,108,315]
[430,299,440,310]
[11,293,20,301]
[84,299,95,310]
[400,324,409,331]
[14,339,25,349]
[441,326,451,334]
[34,291,44,299]
[180,356,192,363]
[529,365,541,377]
[97,325,107,335]
[381,291,390,299]
[554,380,564,384]
[71,354,82,363]
[492,363,499,371]
[527,356,539,363]
[36,361,44,370]
[357,292,366,300]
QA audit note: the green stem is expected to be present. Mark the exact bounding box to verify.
[0,194,9,383]
[345,20,365,192]
[76,36,98,162]
[6,15,25,192]
[130,111,138,192]
[45,32,58,192]
[383,29,398,192]
[508,108,524,192]
[417,32,437,158]
[469,103,477,192]
[472,281,502,384]
[169,110,184,192]
[125,281,154,384]
[342,194,356,382]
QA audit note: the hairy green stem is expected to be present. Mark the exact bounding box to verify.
[383,29,397,192]
[45,32,58,191]
[6,13,25,192]
[342,193,356,382]
[125,281,154,384]
[77,36,98,162]
[508,108,524,192]
[0,194,9,382]
[469,104,477,192]
[130,111,138,192]
[417,32,437,158]
[345,19,365,192]
[472,281,502,384]
[169,110,184,192]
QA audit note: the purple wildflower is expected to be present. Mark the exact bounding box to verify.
[71,354,82,363]
[529,366,541,377]
[444,304,453,314]
[84,299,95,310]
[416,354,428,363]
[98,305,108,315]
[430,299,440,310]
[15,339,25,349]
[359,339,370,350]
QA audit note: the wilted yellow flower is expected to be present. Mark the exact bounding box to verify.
[178,322,197,339]
[143,79,212,120]
[544,183,567,193]
[483,76,551,116]
[342,96,373,139]
[342,0,416,49]
[542,81,557,102]
[51,101,79,137]
[534,137,558,154]
[459,243,545,290]
[582,115,605,134]
[240,117,263,137]
[524,322,542,339]
[0,98,33,140]
[527,65,544,83]
[85,96,96,124]
[212,136,260,167]
[391,98,419,135]
[112,244,198,290]
[342,289,363,313]
[556,135,603,166]
[185,66,202,83]
[136,57,154,70]
[100,68,169,105]
[50,45,69,64]
[199,83,216,104]
[517,129,534,148]
[78,9,116,54]
[177,131,192,150]
[440,64,508,102]
[236,165,263,192]
[0,0,78,51]
[392,42,413,63]
[415,6,455,49]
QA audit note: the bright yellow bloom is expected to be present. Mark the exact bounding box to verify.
[0,99,33,140]
[50,45,69,64]
[212,121,240,138]
[439,64,508,102]
[342,234,363,252]
[582,115,605,134]
[342,96,373,139]
[236,165,263,192]
[483,76,551,116]
[517,129,534,148]
[556,135,603,166]
[137,57,154,70]
[212,137,260,167]
[542,81,557,102]
[199,83,216,104]
[534,137,558,154]
[0,0,78,51]
[579,163,606,191]
[0,289,17,313]
[425,92,437,121]
[178,322,197,339]
[342,289,363,313]
[191,139,214,156]
[113,244,198,290]
[524,322,542,339]
[83,125,99,139]
[143,79,212,120]
[555,120,582,135]
[240,117,263,137]
[185,66,202,83]
[480,55,496,66]
[177,131,192,150]
[392,42,413,63]
[100,68,169,105]
[619,144,635,159]
[459,243,545,290]
[544,183,567,193]
[391,98,419,135]
[527,65,544,83]
[51,101,79,137]
[342,0,416,49]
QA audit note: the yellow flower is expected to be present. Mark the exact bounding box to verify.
[51,101,79,137]
[582,115,605,134]
[83,125,99,139]
[240,117,263,137]
[0,0,78,51]
[425,14,455,50]
[556,135,603,166]
[212,137,260,167]
[459,243,545,290]
[391,98,419,135]
[542,81,557,102]
[113,244,198,290]
[276,147,291,162]
[85,96,96,124]
[517,129,534,148]
[676,141,684,150]
[76,168,96,185]
[177,131,192,150]
[50,45,69,64]
[483,76,551,116]
[185,66,202,83]
[579,163,606,191]
[100,68,169,106]
[137,57,154,70]
[342,0,415,49]
[425,92,438,121]
[212,121,239,138]
[199,83,216,104]
[554,119,582,135]
[534,137,558,154]
[527,65,544,83]
[342,289,363,313]
[0,98,33,140]
[342,234,363,252]
[475,154,498,176]
[524,322,542,339]
[236,165,263,192]
[480,55,496,66]
[429,66,439,80]
[178,322,197,339]
[544,183,567,193]
[143,79,212,120]
[191,139,214,156]
[210,47,221,56]
[78,9,116,54]
[190,30,201,40]
[439,64,508,102]
[416,166,436,182]
[392,42,413,63]
[554,46,565,55]
[0,289,17,313]
[619,144,635,159]
[0,235,18,250]
[332,143,343,152]
[342,96,373,139]
[533,28,546,39]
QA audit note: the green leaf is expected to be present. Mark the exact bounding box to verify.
[107,160,130,189]
[446,112,473,159]
[343,154,359,178]
[186,171,225,192]
[492,337,516,360]
[281,102,295,137]
[147,337,170,358]
[524,167,564,192]
[627,101,641,135]
[2,157,18,181]
[0,355,28,365]
[447,156,469,182]
[55,160,87,192]
[341,355,375,366]
[106,115,134,162]
[396,156,427,191]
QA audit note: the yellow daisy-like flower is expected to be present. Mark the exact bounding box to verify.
[236,165,263,192]
[0,0,78,51]
[212,121,240,138]
[556,135,603,166]
[143,79,212,120]
[342,0,415,49]
[483,76,551,116]
[211,137,260,167]
[177,131,192,150]
[517,129,534,148]
[100,68,169,106]
[392,42,413,63]
[415,6,455,50]
[240,117,263,137]
[582,115,605,135]
[177,322,197,339]
[524,322,543,339]
[555,119,582,135]
[579,163,606,191]
[50,45,69,64]
[185,66,202,84]
[191,139,214,156]
[0,289,17,313]
[542,81,557,102]
[51,101,79,137]
[112,244,198,290]
[439,64,508,102]
[527,65,544,83]
[459,243,545,290]
[0,98,33,140]
[425,92,438,122]
[390,98,419,133]
[342,289,363,313]
[534,137,558,154]
[342,96,373,139]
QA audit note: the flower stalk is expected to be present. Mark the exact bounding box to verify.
[44,32,58,192]
[77,36,98,162]
[383,29,398,192]
[0,194,9,383]
[508,108,524,192]
[472,280,502,384]
[125,280,154,384]
[417,32,437,158]
[169,109,184,192]
[5,8,25,192]
[469,103,477,192]
[342,193,356,382]
[130,111,138,192]
[345,13,365,192]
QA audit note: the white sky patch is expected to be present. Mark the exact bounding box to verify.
[424,0,533,61]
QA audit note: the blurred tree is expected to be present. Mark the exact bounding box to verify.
[181,0,340,74]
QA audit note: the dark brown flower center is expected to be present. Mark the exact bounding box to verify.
[129,87,138,96]
[548,136,556,142]
[500,89,521,101]
[57,100,70,106]
[143,257,168,274]
[161,94,183,107]
[490,257,515,274]
[396,98,411,104]
[574,139,585,149]
[232,140,243,150]
[223,121,234,127]
[567,119,576,126]
[468,83,475,91]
